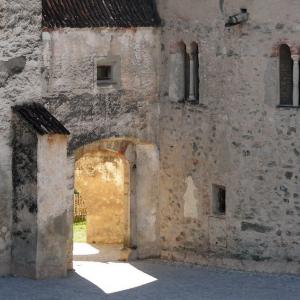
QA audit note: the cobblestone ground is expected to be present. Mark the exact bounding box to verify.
[1,260,300,300]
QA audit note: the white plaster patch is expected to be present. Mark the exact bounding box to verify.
[42,32,50,41]
[183,176,198,219]
[293,24,300,31]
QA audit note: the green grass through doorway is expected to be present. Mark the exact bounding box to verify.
[73,221,87,243]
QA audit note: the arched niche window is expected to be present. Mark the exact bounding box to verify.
[188,42,199,102]
[169,41,200,103]
[169,41,188,102]
[279,44,293,106]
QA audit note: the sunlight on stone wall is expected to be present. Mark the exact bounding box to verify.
[75,150,126,244]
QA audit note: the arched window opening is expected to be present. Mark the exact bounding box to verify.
[279,44,293,106]
[188,42,199,102]
[183,43,190,101]
[169,41,201,103]
[169,41,188,102]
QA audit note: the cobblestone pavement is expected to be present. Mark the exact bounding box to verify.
[0,260,300,300]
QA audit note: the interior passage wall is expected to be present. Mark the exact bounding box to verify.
[75,150,126,244]
[12,116,38,278]
[158,0,300,273]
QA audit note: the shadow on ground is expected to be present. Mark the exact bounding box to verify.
[0,260,300,300]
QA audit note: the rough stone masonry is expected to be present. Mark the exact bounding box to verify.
[1,0,300,278]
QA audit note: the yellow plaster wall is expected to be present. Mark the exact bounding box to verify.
[74,150,126,244]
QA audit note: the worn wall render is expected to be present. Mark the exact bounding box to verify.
[42,28,161,150]
[42,27,161,266]
[36,134,69,279]
[2,0,300,278]
[158,0,300,274]
[0,0,42,276]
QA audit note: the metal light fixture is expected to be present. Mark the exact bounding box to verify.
[225,8,249,27]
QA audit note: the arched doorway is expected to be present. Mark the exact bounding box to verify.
[73,148,130,261]
[69,137,160,264]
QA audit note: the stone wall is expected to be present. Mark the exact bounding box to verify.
[4,0,300,277]
[158,0,300,273]
[0,0,42,276]
[42,28,161,264]
[42,28,161,150]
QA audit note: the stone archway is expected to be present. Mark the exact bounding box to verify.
[66,137,160,267]
[74,148,129,248]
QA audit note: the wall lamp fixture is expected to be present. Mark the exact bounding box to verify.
[225,8,249,27]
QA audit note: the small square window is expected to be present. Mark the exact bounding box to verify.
[97,65,112,82]
[212,185,226,215]
[95,56,121,90]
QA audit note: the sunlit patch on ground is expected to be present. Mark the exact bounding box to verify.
[73,243,100,256]
[73,243,126,261]
[73,261,158,294]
